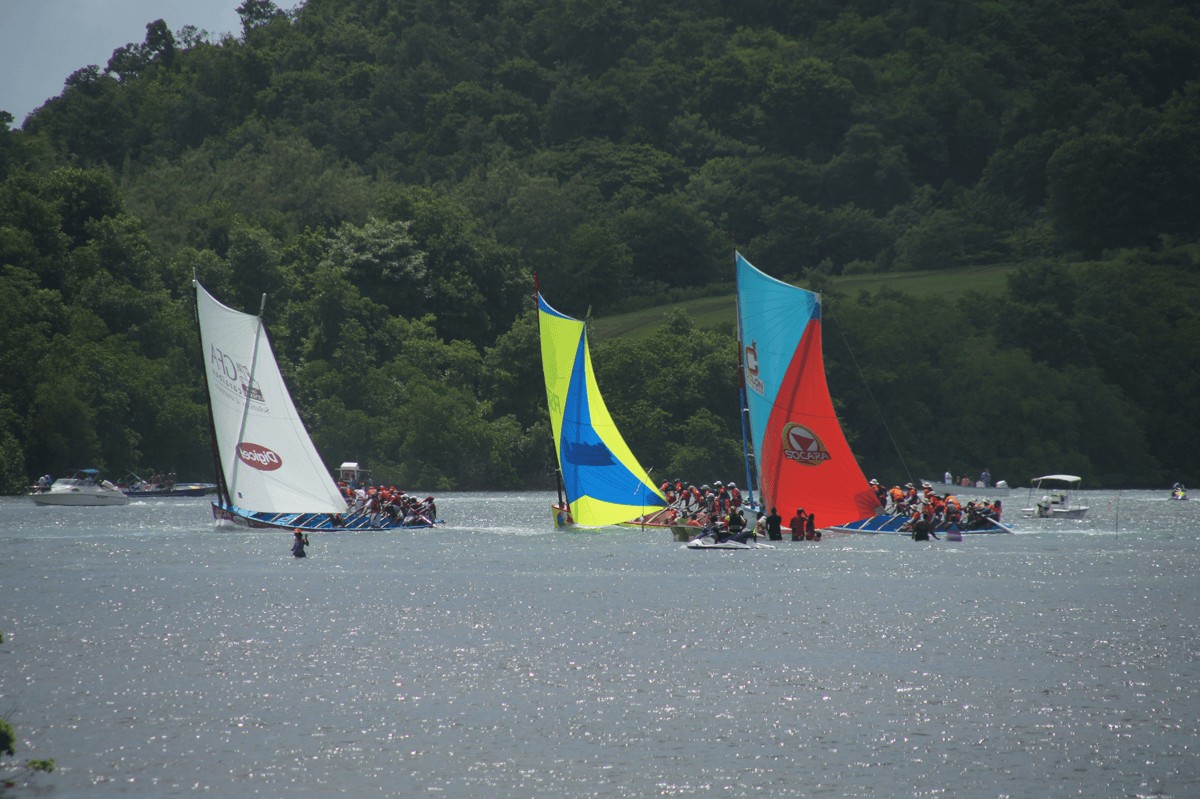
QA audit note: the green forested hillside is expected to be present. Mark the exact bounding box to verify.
[1,0,1197,492]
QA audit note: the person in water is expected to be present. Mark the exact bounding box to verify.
[765,507,782,541]
[291,529,310,558]
[910,515,939,541]
[789,508,806,541]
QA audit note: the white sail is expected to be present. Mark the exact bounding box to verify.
[195,280,347,514]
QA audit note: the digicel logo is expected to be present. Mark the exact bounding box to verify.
[238,443,283,471]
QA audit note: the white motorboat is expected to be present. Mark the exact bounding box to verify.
[1020,474,1088,519]
[31,469,129,506]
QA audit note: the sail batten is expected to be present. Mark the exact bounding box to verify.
[196,280,346,515]
[538,294,666,527]
[736,253,878,527]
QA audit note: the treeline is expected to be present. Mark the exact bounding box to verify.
[0,0,1198,492]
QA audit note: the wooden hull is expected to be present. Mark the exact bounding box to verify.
[212,502,436,531]
[829,513,1014,535]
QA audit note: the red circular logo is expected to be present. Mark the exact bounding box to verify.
[237,443,283,471]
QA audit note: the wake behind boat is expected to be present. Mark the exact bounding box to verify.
[537,290,667,528]
[195,280,436,532]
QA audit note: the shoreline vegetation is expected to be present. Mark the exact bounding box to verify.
[1,0,1197,493]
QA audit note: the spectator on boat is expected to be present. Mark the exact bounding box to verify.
[714,481,729,514]
[789,508,806,541]
[291,529,309,558]
[980,468,992,487]
[943,493,962,527]
[35,473,52,492]
[944,470,953,485]
[765,507,783,541]
[660,481,676,504]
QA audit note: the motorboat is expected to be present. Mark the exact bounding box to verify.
[1020,474,1088,519]
[119,473,218,497]
[30,469,129,506]
[685,535,774,550]
[920,478,1011,497]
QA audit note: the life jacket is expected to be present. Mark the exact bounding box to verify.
[889,486,905,502]
[729,487,742,506]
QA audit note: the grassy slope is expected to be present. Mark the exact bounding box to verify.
[590,264,1019,342]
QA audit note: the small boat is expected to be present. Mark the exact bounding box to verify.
[685,535,775,550]
[1020,474,1089,519]
[195,279,436,531]
[920,478,1011,497]
[537,289,667,528]
[119,474,218,498]
[832,513,1014,535]
[30,469,129,506]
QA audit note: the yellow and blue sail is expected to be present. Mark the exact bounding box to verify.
[538,294,667,526]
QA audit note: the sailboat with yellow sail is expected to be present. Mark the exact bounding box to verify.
[537,291,667,528]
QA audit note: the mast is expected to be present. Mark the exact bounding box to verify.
[226,293,268,504]
[734,249,757,511]
[536,271,567,514]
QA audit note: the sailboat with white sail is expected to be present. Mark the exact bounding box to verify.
[195,279,436,531]
[537,291,668,528]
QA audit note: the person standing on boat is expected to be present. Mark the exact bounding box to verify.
[291,529,309,558]
[980,468,992,488]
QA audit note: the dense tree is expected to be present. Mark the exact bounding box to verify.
[1,0,1197,489]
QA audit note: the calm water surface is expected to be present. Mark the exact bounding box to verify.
[1,490,1197,797]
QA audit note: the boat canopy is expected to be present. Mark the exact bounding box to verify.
[1033,474,1082,483]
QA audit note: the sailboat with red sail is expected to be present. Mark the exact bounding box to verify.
[736,252,880,530]
[735,253,1011,535]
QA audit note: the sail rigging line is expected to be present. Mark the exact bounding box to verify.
[822,296,914,487]
[227,292,269,502]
